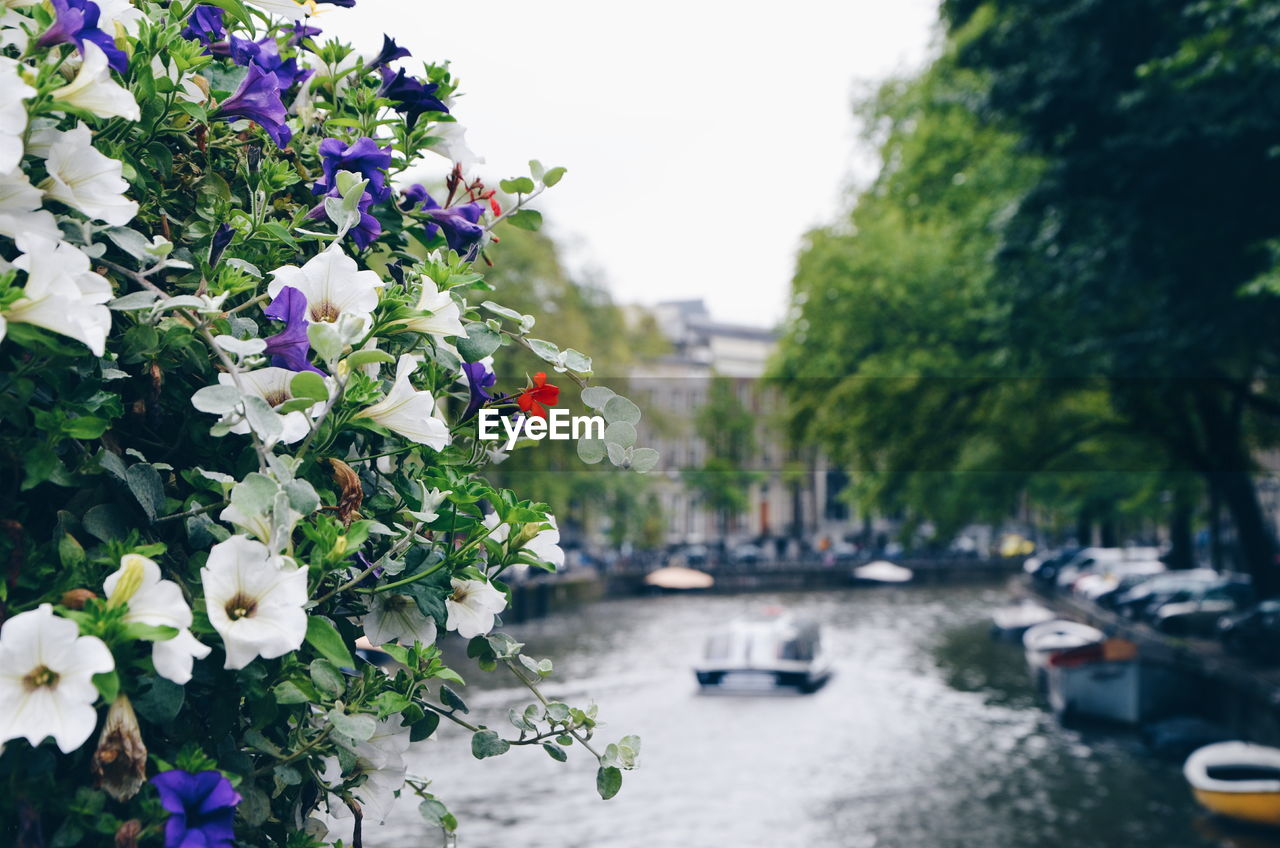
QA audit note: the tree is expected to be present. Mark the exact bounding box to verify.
[683,375,760,540]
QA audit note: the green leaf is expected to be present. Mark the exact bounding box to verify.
[93,671,120,704]
[64,417,109,440]
[121,622,179,642]
[631,448,660,473]
[439,684,469,714]
[410,709,440,742]
[526,338,560,362]
[345,348,396,369]
[370,691,412,718]
[191,384,242,415]
[603,395,642,425]
[596,766,623,800]
[327,710,377,741]
[471,729,510,759]
[134,677,184,723]
[542,167,567,187]
[290,371,329,402]
[455,322,502,361]
[506,209,543,231]
[580,386,616,410]
[604,421,637,449]
[58,533,85,568]
[305,616,355,668]
[125,463,166,522]
[309,659,346,697]
[542,742,568,762]
[499,176,536,194]
[272,680,311,705]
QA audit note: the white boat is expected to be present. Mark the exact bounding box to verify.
[1045,638,1187,725]
[644,566,714,591]
[694,614,832,694]
[1185,741,1280,827]
[852,561,913,584]
[1022,619,1104,689]
[991,600,1055,641]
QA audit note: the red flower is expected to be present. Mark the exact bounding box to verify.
[517,372,560,419]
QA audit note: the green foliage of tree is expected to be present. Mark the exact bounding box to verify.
[682,376,760,535]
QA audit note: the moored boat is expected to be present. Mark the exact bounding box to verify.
[852,560,914,584]
[1185,742,1280,827]
[1045,638,1190,725]
[645,565,715,592]
[991,600,1055,641]
[1022,619,1104,689]
[694,614,832,694]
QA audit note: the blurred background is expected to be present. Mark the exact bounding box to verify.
[327,1,1280,846]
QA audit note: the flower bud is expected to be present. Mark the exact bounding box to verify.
[106,555,147,608]
[92,694,148,802]
[60,588,97,610]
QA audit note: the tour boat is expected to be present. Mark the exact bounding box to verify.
[852,561,914,584]
[1022,619,1104,688]
[694,614,832,694]
[1185,742,1280,827]
[991,599,1055,640]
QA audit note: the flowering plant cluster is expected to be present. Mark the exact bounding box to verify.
[0,0,648,845]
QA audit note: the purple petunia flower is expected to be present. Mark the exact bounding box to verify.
[209,223,235,267]
[461,360,496,421]
[182,4,226,49]
[313,137,393,203]
[378,66,448,129]
[288,20,323,49]
[370,34,410,68]
[405,185,485,257]
[263,286,326,375]
[307,190,382,250]
[228,35,311,90]
[315,0,356,5]
[151,770,240,848]
[38,0,128,73]
[215,64,292,149]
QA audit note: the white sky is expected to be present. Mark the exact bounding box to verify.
[323,0,940,328]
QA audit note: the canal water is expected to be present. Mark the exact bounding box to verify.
[380,583,1280,848]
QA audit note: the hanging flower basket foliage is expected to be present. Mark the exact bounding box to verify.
[0,0,650,844]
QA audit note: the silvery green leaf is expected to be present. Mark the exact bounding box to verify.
[323,195,360,234]
[561,349,592,374]
[101,368,129,380]
[231,472,278,515]
[606,443,629,466]
[227,315,256,335]
[308,322,344,364]
[581,386,615,410]
[631,448,660,473]
[225,258,262,278]
[214,335,267,358]
[526,338,560,362]
[160,258,194,271]
[146,236,174,258]
[576,438,606,464]
[209,421,234,437]
[604,421,637,448]
[103,227,153,259]
[328,710,377,742]
[191,384,242,415]
[242,395,284,442]
[285,479,320,514]
[603,395,641,425]
[109,291,160,311]
[481,301,527,323]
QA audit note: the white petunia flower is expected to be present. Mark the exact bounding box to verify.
[362,593,437,648]
[445,577,507,639]
[94,0,146,33]
[482,511,564,569]
[6,234,113,355]
[267,245,383,330]
[321,716,412,829]
[395,279,465,341]
[355,354,450,449]
[0,170,59,241]
[202,536,309,670]
[427,121,484,169]
[51,42,140,120]
[524,515,565,569]
[216,367,322,444]
[104,554,211,685]
[0,56,35,172]
[245,0,315,19]
[0,604,114,753]
[150,55,205,105]
[407,484,450,523]
[38,123,139,225]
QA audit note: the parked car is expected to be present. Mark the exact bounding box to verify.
[1150,578,1254,636]
[1112,570,1222,621]
[728,543,765,567]
[1075,560,1167,603]
[1026,548,1083,585]
[1219,600,1280,663]
[1054,547,1162,591]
